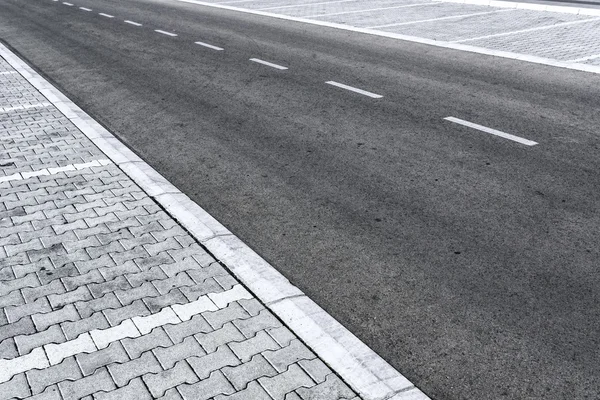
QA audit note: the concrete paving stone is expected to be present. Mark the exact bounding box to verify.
[75,292,120,318]
[94,203,127,217]
[5,238,43,257]
[263,339,316,373]
[285,393,302,400]
[44,204,77,220]
[0,372,30,400]
[98,260,139,281]
[27,385,62,400]
[223,354,278,391]
[122,325,172,359]
[38,264,79,285]
[104,299,150,326]
[53,219,87,235]
[209,285,253,310]
[74,199,105,213]
[76,254,116,274]
[62,269,104,291]
[120,233,157,251]
[132,306,180,335]
[90,319,141,350]
[134,252,175,271]
[153,272,195,295]
[58,367,116,400]
[195,322,245,353]
[213,274,238,290]
[144,288,188,313]
[0,289,24,309]
[41,231,79,248]
[185,262,228,284]
[180,278,223,302]
[88,275,131,298]
[163,313,212,344]
[168,244,206,262]
[174,235,195,248]
[296,374,356,400]
[96,228,133,246]
[298,359,332,384]
[145,237,182,258]
[63,235,102,253]
[115,205,149,220]
[0,266,15,281]
[32,302,79,330]
[29,243,66,263]
[126,266,168,287]
[74,224,111,240]
[27,356,83,395]
[230,330,281,363]
[259,364,315,400]
[0,272,38,296]
[50,248,91,269]
[111,246,149,265]
[203,302,251,330]
[172,296,218,322]
[137,211,170,226]
[160,258,201,278]
[85,213,120,228]
[32,215,65,231]
[15,324,66,355]
[0,346,49,382]
[77,340,129,376]
[62,311,109,340]
[266,326,297,348]
[106,216,142,232]
[129,221,164,237]
[93,377,152,400]
[0,336,18,358]
[115,281,159,305]
[142,360,199,398]
[0,232,20,248]
[151,226,187,243]
[5,296,51,322]
[178,370,235,400]
[238,298,265,317]
[48,285,92,309]
[0,254,30,273]
[186,345,241,380]
[0,316,35,342]
[86,241,124,260]
[12,210,46,225]
[154,336,205,369]
[107,350,162,387]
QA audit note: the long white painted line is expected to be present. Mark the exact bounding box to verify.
[258,0,358,11]
[249,58,288,70]
[0,159,112,184]
[453,17,600,43]
[79,6,92,11]
[0,102,51,113]
[62,2,74,5]
[305,2,437,18]
[0,71,17,75]
[439,0,600,16]
[195,41,224,51]
[98,12,114,18]
[326,81,383,98]
[155,29,178,36]
[368,9,513,29]
[444,117,537,146]
[568,53,600,63]
[124,20,143,26]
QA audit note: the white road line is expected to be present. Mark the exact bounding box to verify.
[568,53,600,63]
[98,13,114,18]
[0,71,17,75]
[325,81,383,98]
[79,7,92,11]
[305,2,436,18]
[0,159,112,184]
[444,117,537,146]
[258,0,357,11]
[249,58,288,70]
[0,102,51,113]
[368,9,513,29]
[62,2,73,5]
[124,20,142,26]
[155,29,178,36]
[195,41,224,51]
[452,17,600,43]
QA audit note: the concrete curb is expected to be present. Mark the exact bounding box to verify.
[439,0,600,16]
[0,43,430,400]
[171,0,600,76]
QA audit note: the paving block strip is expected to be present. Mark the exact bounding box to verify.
[0,43,428,400]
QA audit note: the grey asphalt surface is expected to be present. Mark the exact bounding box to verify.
[1,0,600,399]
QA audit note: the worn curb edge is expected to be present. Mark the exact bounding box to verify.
[170,0,600,76]
[0,43,430,400]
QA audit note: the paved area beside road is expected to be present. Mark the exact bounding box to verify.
[0,56,362,400]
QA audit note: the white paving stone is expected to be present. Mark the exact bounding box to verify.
[171,296,218,321]
[90,319,141,349]
[208,285,253,308]
[45,332,97,365]
[0,347,49,383]
[132,307,181,334]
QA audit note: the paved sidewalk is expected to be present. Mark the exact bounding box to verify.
[0,56,360,399]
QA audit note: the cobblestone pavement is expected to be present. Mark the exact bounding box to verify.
[194,0,600,68]
[0,56,360,400]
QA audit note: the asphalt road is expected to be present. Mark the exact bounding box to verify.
[2,0,600,398]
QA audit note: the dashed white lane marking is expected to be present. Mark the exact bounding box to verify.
[0,159,112,184]
[0,102,51,113]
[325,81,383,98]
[124,20,143,26]
[305,2,436,18]
[444,117,538,146]
[98,12,114,18]
[195,41,224,51]
[568,53,600,63]
[258,0,357,11]
[62,2,73,5]
[79,7,92,11]
[0,285,251,383]
[249,58,288,70]
[453,17,600,43]
[155,29,178,36]
[0,71,17,75]
[368,9,513,29]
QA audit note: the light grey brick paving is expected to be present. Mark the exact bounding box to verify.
[296,374,356,400]
[0,61,360,400]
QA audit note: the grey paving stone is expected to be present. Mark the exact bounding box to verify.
[111,246,148,265]
[160,388,184,400]
[0,289,24,309]
[38,264,79,285]
[122,325,172,359]
[0,315,35,342]
[213,380,272,400]
[0,337,18,358]
[298,359,333,384]
[96,229,133,246]
[88,275,131,298]
[5,296,51,322]
[98,260,139,281]
[203,302,250,330]
[259,364,315,400]
[48,285,92,308]
[0,372,30,400]
[296,374,356,400]
[27,385,62,400]
[263,339,316,373]
[142,360,198,398]
[144,288,188,313]
[32,302,79,330]
[104,299,150,326]
[59,367,116,400]
[144,237,181,257]
[163,313,212,344]
[0,272,38,296]
[75,292,120,318]
[154,336,205,369]
[14,324,65,355]
[160,258,201,278]
[126,266,167,287]
[27,356,83,395]
[134,252,174,271]
[77,340,130,376]
[153,272,194,295]
[180,278,223,302]
[62,269,104,291]
[107,350,162,387]
[195,322,245,354]
[238,298,265,317]
[186,345,241,380]
[115,281,159,305]
[267,326,297,347]
[94,377,152,400]
[178,370,234,400]
[222,354,278,390]
[76,254,115,274]
[21,279,64,303]
[232,309,281,339]
[229,330,280,362]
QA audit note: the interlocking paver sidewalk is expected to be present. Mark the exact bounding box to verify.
[0,56,360,400]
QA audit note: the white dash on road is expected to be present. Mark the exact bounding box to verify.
[79,7,92,11]
[98,13,114,18]
[444,117,538,146]
[124,20,142,26]
[325,81,383,99]
[195,41,224,51]
[62,2,74,5]
[155,29,178,36]
[249,58,288,70]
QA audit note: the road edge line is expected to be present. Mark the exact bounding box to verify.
[0,42,430,400]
